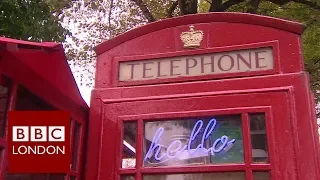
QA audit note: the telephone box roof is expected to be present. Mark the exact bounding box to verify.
[0,37,88,110]
[94,12,305,55]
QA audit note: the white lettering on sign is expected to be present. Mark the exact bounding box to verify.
[12,145,65,155]
[119,47,273,81]
[12,126,65,142]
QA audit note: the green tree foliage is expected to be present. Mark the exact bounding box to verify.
[0,0,70,42]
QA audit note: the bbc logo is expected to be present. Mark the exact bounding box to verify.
[12,126,65,142]
[8,111,70,173]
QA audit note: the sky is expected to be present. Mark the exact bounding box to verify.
[61,1,95,106]
[78,85,91,106]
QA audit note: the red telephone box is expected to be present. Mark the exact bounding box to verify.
[86,13,320,180]
[0,37,88,180]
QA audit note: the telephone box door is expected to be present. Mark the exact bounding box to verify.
[99,90,297,180]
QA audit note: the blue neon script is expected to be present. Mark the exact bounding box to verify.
[144,118,236,162]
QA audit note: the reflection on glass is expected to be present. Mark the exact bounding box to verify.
[250,113,268,163]
[0,75,11,137]
[121,175,135,180]
[72,122,81,170]
[15,85,55,110]
[122,122,137,168]
[0,147,3,170]
[48,174,66,180]
[5,173,65,180]
[143,172,245,180]
[144,115,243,167]
[253,171,270,180]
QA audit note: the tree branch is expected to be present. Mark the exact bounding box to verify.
[247,0,261,13]
[167,1,179,18]
[291,0,320,10]
[108,0,114,27]
[211,0,246,12]
[209,0,222,12]
[179,0,198,15]
[130,0,155,22]
[266,0,289,6]
[267,0,320,11]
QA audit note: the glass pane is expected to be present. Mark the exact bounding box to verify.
[121,175,135,180]
[15,85,55,110]
[70,119,73,169]
[5,174,47,180]
[143,172,245,180]
[0,147,4,167]
[0,75,11,137]
[5,173,65,180]
[122,122,137,168]
[70,176,77,180]
[144,115,243,167]
[71,122,81,170]
[253,171,270,180]
[48,174,66,180]
[250,113,268,163]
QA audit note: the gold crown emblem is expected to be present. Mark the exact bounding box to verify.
[180,25,204,49]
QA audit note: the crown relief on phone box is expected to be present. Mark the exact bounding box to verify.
[180,25,204,49]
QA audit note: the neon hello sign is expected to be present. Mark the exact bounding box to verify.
[144,118,236,163]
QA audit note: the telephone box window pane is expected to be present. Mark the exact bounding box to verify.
[71,122,81,170]
[143,172,245,180]
[48,174,66,180]
[69,120,73,169]
[70,120,73,143]
[250,113,268,163]
[5,173,65,180]
[143,115,243,167]
[121,175,135,180]
[122,122,137,168]
[5,174,47,179]
[0,147,4,168]
[253,171,270,180]
[0,75,11,137]
[15,85,55,110]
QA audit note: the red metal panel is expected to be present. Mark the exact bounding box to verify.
[97,91,295,180]
[92,73,303,101]
[0,37,58,48]
[242,113,253,180]
[136,120,143,179]
[0,37,88,110]
[0,51,87,122]
[290,74,320,180]
[84,98,103,180]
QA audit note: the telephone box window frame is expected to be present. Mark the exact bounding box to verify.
[117,107,275,180]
